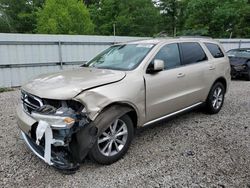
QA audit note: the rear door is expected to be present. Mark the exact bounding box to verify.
[178,42,213,104]
[204,42,227,84]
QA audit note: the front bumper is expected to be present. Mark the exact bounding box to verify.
[16,104,36,135]
[231,65,249,77]
[17,104,80,172]
[21,131,79,171]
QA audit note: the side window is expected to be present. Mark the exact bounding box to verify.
[205,43,224,58]
[180,42,207,65]
[154,43,181,69]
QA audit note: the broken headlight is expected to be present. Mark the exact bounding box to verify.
[31,112,75,129]
[31,100,85,129]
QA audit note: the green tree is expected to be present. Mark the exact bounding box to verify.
[90,0,161,37]
[36,0,94,34]
[182,0,250,38]
[156,0,181,36]
[0,10,13,32]
[211,0,250,38]
[0,0,44,33]
[83,0,100,7]
[234,4,250,37]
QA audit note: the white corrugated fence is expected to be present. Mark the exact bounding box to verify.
[0,33,249,87]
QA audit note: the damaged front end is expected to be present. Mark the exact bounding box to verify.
[19,91,98,173]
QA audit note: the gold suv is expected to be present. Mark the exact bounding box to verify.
[17,38,231,172]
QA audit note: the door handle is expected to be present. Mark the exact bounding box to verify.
[209,66,215,70]
[177,73,185,78]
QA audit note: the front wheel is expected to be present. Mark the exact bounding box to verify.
[205,82,225,114]
[89,114,134,165]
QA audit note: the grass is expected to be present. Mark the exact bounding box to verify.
[0,87,14,93]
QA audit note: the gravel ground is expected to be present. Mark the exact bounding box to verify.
[0,81,249,188]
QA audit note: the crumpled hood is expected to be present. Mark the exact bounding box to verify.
[22,68,126,100]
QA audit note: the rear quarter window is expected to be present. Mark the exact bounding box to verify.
[180,42,207,65]
[205,43,224,58]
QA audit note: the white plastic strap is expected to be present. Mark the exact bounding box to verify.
[36,120,54,165]
[44,125,53,164]
[36,120,49,145]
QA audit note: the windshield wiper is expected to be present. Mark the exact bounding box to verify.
[94,66,126,71]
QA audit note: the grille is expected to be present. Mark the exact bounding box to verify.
[21,91,43,114]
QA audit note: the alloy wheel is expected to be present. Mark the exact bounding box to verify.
[212,87,224,110]
[97,119,128,157]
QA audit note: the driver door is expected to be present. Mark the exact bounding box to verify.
[144,43,190,122]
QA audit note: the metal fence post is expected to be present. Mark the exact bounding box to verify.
[239,40,242,49]
[58,41,63,69]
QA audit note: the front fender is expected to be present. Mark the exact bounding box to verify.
[70,105,133,162]
[74,90,120,120]
[74,90,141,124]
[74,73,146,126]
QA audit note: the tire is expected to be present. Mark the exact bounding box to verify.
[89,114,134,165]
[205,82,225,114]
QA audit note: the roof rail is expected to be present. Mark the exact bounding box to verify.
[178,36,212,39]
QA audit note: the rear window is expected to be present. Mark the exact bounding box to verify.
[205,43,224,58]
[180,42,207,65]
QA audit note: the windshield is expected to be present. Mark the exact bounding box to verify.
[227,49,250,58]
[83,44,154,70]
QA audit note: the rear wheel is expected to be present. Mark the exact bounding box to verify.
[205,82,225,114]
[89,114,134,165]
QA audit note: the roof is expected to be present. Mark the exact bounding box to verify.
[119,37,219,45]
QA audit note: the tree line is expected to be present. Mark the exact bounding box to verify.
[0,0,249,38]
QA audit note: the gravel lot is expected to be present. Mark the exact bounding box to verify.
[0,81,249,188]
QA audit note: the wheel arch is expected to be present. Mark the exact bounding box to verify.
[205,77,227,101]
[212,77,227,92]
[97,102,139,128]
[71,102,138,163]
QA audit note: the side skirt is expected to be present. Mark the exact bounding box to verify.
[143,102,203,127]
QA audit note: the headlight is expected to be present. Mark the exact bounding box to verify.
[31,112,75,129]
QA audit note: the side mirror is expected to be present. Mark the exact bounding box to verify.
[154,59,164,71]
[147,59,164,74]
